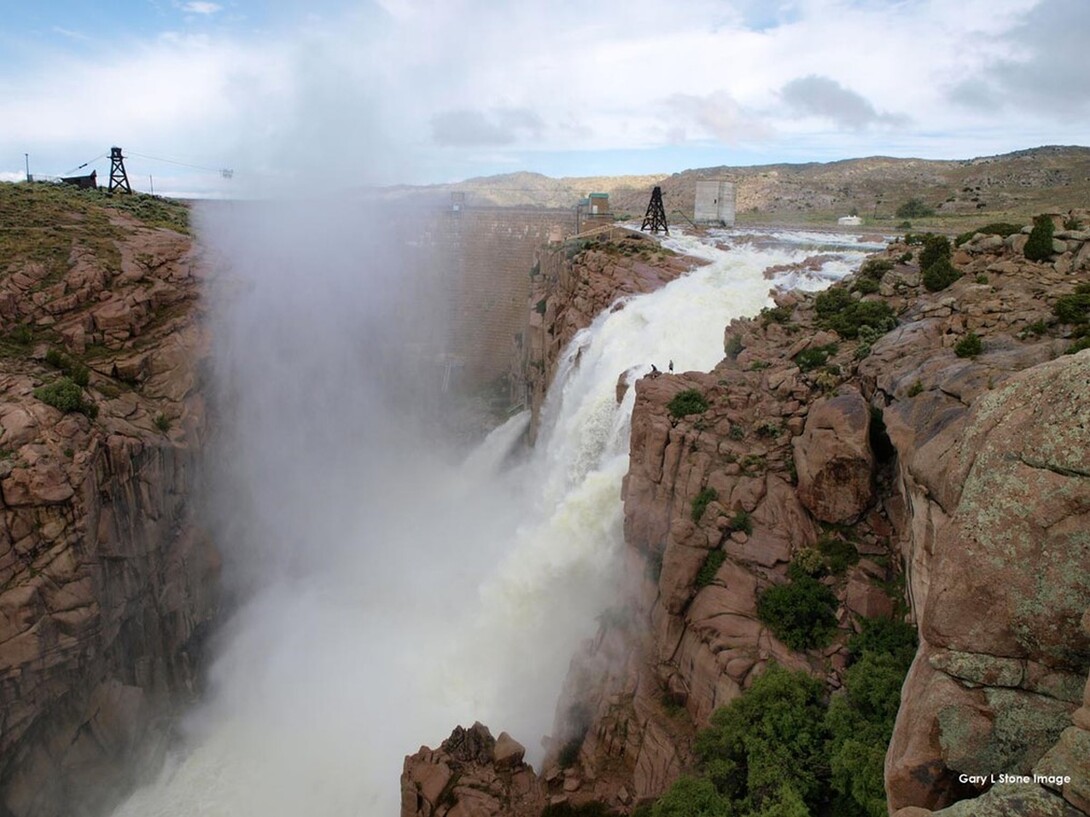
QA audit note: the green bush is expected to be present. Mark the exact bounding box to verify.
[954,332,982,358]
[668,389,709,419]
[814,289,897,340]
[758,574,839,650]
[859,258,893,280]
[826,652,908,817]
[895,198,934,219]
[853,277,880,295]
[847,617,918,668]
[818,537,859,575]
[728,509,753,535]
[542,802,616,817]
[760,305,793,325]
[692,487,718,522]
[695,665,829,812]
[696,549,727,588]
[33,377,97,418]
[1054,291,1090,324]
[1024,215,1056,262]
[918,234,951,271]
[954,222,1022,246]
[907,380,924,397]
[1066,335,1090,355]
[651,777,729,817]
[794,343,838,372]
[922,258,961,292]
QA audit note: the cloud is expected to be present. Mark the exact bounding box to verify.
[663,90,772,144]
[780,74,908,129]
[949,0,1090,115]
[180,1,223,14]
[430,107,544,147]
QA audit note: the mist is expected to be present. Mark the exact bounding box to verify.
[106,186,634,815]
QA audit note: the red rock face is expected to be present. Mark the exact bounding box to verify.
[0,193,218,817]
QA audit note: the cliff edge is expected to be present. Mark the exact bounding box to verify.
[0,183,218,817]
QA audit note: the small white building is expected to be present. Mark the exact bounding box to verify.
[837,215,863,226]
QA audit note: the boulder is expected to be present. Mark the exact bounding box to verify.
[793,391,875,523]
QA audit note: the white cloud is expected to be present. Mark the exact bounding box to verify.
[1,0,1086,192]
[180,1,223,14]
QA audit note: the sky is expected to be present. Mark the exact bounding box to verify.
[1,0,1087,197]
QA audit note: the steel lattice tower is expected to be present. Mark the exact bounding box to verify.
[108,147,132,194]
[640,186,669,235]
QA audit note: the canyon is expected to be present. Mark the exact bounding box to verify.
[1,172,1089,817]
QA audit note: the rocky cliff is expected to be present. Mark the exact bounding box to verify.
[404,212,1090,816]
[519,227,697,440]
[0,183,217,817]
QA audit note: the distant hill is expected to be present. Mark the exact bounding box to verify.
[380,146,1090,229]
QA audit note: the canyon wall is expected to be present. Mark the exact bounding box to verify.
[404,214,1090,816]
[408,205,579,388]
[0,187,217,817]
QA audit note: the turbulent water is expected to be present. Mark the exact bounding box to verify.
[111,226,873,817]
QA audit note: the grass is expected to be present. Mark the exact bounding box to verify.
[691,487,718,522]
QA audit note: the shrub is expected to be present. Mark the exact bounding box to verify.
[818,536,859,575]
[33,378,97,418]
[794,343,838,372]
[922,258,961,292]
[1066,335,1090,355]
[853,277,880,295]
[695,549,726,588]
[859,258,893,280]
[651,777,729,817]
[756,421,781,438]
[757,574,839,650]
[760,305,793,325]
[918,234,951,271]
[1024,215,1056,262]
[954,332,982,358]
[955,222,1022,245]
[895,198,934,219]
[542,802,616,817]
[535,298,547,315]
[695,665,829,811]
[814,292,897,340]
[668,389,709,418]
[1054,292,1090,324]
[975,274,989,284]
[154,413,172,432]
[1064,216,1082,230]
[728,509,753,535]
[691,487,718,522]
[847,617,918,668]
[907,380,924,397]
[729,423,745,440]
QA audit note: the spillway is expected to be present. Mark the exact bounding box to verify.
[111,227,876,816]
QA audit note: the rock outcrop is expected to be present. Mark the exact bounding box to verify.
[401,723,547,817]
[0,185,217,817]
[520,228,698,440]
[404,207,1090,816]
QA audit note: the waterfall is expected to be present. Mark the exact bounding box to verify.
[110,225,873,816]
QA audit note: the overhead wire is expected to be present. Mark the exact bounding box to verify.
[125,150,233,178]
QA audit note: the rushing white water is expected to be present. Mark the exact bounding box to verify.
[111,226,869,817]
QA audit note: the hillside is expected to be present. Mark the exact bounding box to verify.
[383,146,1090,232]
